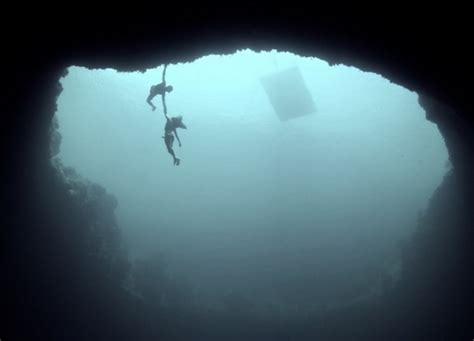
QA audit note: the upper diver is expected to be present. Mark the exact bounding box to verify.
[146,64,173,112]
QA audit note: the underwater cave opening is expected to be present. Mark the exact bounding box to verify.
[50,48,449,316]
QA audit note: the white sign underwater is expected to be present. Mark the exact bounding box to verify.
[260,66,316,121]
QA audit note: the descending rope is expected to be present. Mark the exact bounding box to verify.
[161,64,168,116]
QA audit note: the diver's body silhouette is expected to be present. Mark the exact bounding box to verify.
[163,113,187,166]
[146,64,173,112]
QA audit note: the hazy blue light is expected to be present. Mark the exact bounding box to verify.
[55,49,448,306]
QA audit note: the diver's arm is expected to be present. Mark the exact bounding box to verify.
[174,129,182,147]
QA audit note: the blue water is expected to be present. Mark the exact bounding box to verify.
[55,49,448,311]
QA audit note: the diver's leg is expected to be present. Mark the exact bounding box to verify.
[146,94,156,111]
[165,138,176,157]
[165,135,179,165]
